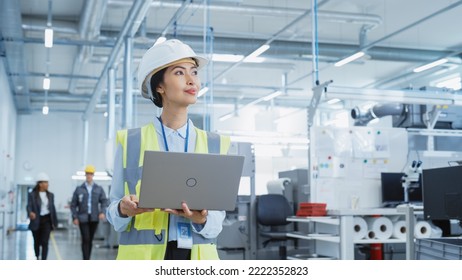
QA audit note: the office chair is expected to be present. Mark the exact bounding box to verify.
[257,194,294,259]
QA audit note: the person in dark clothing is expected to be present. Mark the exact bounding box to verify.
[70,165,108,260]
[26,172,58,260]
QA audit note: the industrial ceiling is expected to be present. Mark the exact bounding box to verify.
[2,0,462,119]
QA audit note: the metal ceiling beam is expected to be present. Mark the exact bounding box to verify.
[82,0,153,120]
[17,33,457,64]
[109,0,381,28]
[325,86,462,106]
[25,72,100,80]
[29,91,92,101]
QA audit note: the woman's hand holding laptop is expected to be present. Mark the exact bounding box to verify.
[118,194,153,217]
[163,202,208,225]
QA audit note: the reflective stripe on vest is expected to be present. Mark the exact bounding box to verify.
[118,123,228,247]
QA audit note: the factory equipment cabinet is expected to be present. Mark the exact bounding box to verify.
[286,206,416,260]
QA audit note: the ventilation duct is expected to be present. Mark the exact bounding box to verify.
[351,103,407,126]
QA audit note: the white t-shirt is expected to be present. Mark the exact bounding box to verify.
[39,192,50,216]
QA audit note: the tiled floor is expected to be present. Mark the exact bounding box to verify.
[2,226,118,260]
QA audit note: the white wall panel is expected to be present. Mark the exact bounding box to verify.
[0,62,17,211]
[15,113,109,212]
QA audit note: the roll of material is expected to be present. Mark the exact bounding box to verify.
[365,217,393,240]
[266,178,291,195]
[365,230,376,239]
[353,217,368,240]
[392,220,407,240]
[414,221,443,238]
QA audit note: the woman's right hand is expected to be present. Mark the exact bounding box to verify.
[119,194,153,217]
[29,212,36,220]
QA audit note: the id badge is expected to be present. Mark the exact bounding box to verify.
[177,222,193,249]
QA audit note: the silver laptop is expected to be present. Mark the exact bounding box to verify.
[138,151,245,211]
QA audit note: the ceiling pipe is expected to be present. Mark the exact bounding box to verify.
[26,72,100,80]
[22,18,79,35]
[82,0,153,120]
[19,32,457,64]
[29,92,92,102]
[68,0,108,93]
[1,0,31,111]
[26,93,314,115]
[108,0,382,29]
[351,103,407,126]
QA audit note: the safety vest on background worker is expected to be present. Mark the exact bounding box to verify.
[115,122,230,260]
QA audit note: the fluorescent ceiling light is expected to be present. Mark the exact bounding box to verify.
[262,91,282,101]
[413,58,448,73]
[71,175,112,181]
[212,54,243,62]
[154,36,166,46]
[73,170,111,180]
[243,44,270,62]
[218,113,234,122]
[212,54,265,63]
[42,105,49,115]
[76,171,108,176]
[327,98,341,104]
[436,76,461,90]
[44,28,53,48]
[43,77,51,90]
[221,90,283,120]
[229,135,309,145]
[198,87,209,97]
[334,51,365,67]
[243,57,266,63]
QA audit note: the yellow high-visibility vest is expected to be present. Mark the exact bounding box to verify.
[115,122,230,260]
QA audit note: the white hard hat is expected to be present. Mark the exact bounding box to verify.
[36,172,50,182]
[137,39,208,101]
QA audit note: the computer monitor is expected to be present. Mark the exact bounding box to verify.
[422,166,462,221]
[381,172,422,206]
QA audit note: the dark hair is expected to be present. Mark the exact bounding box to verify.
[149,68,167,108]
[33,181,46,192]
[33,183,40,192]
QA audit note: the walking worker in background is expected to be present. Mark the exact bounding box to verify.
[71,165,108,260]
[27,172,58,260]
[106,39,230,260]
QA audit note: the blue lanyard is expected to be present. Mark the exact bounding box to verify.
[158,116,189,152]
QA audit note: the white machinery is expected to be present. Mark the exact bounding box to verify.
[401,160,422,203]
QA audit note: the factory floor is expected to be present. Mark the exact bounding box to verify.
[2,225,118,260]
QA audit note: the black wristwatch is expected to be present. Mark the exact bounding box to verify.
[117,201,129,218]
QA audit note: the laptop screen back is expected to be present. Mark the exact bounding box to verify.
[138,151,245,211]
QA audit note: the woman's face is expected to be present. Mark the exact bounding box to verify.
[38,181,49,192]
[156,62,200,108]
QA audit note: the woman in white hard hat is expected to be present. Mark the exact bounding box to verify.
[107,39,230,260]
[26,172,58,260]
